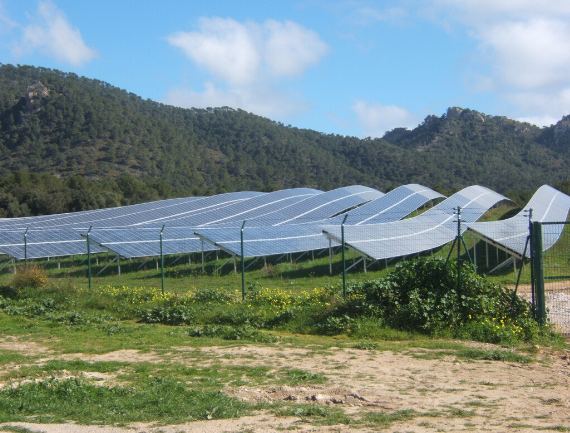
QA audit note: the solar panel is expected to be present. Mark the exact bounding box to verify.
[135,188,323,228]
[235,185,383,227]
[326,184,444,225]
[0,191,264,230]
[0,229,106,260]
[192,184,440,258]
[84,227,213,258]
[322,185,508,261]
[466,185,570,257]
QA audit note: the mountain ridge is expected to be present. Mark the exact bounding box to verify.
[1,63,570,216]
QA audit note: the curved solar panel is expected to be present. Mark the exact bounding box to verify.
[0,191,264,230]
[326,184,444,225]
[135,188,323,228]
[466,185,570,257]
[84,227,210,258]
[0,229,106,260]
[193,184,441,258]
[322,185,508,261]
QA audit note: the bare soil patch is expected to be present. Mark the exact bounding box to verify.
[1,343,570,432]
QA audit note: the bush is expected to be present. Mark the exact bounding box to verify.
[141,305,195,325]
[11,265,48,292]
[344,257,539,344]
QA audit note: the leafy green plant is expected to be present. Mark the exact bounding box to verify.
[11,266,48,292]
[141,305,195,325]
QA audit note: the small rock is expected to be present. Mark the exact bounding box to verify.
[330,398,345,404]
[533,345,540,350]
[311,393,330,402]
[284,395,298,401]
[349,392,369,402]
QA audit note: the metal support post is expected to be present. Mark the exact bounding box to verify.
[473,234,477,272]
[328,238,332,275]
[456,207,462,295]
[24,228,28,269]
[241,221,246,301]
[201,239,205,273]
[117,255,121,278]
[341,215,348,299]
[531,221,546,323]
[160,225,165,295]
[87,226,92,290]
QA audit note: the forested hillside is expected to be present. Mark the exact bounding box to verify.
[1,63,570,216]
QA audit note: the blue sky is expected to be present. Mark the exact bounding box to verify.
[1,1,570,138]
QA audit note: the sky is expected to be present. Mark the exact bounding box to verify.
[1,0,570,138]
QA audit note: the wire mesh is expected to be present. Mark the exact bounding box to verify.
[541,222,570,334]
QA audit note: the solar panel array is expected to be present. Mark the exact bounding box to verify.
[84,186,381,258]
[0,229,106,260]
[0,191,264,230]
[322,185,508,261]
[326,184,444,225]
[193,184,444,258]
[466,185,570,257]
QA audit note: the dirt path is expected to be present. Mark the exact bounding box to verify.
[1,341,570,432]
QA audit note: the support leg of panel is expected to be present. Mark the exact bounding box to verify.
[473,235,477,273]
[364,257,367,273]
[264,256,267,268]
[486,242,489,268]
[329,238,332,276]
[117,256,121,278]
[96,256,99,265]
[513,256,516,274]
[13,259,16,274]
[156,258,158,271]
[57,259,60,269]
[201,240,204,273]
[233,256,237,275]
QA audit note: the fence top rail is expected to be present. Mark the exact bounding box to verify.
[541,221,570,225]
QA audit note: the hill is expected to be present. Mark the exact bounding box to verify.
[1,63,570,216]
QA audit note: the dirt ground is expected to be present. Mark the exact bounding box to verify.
[1,339,570,433]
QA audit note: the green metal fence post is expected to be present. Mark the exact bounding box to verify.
[341,214,349,299]
[531,221,546,323]
[87,226,92,290]
[160,225,165,295]
[24,228,28,269]
[456,207,461,295]
[241,221,246,301]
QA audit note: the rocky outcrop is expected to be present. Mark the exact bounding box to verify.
[25,81,49,111]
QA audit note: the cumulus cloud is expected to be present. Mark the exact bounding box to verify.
[426,0,570,124]
[13,1,97,67]
[165,17,328,116]
[352,99,420,138]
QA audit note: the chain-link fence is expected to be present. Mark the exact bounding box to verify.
[539,222,570,334]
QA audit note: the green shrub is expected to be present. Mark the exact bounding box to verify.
[191,288,234,304]
[11,265,48,291]
[141,305,195,325]
[348,257,532,332]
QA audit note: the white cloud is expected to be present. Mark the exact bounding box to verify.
[352,99,420,138]
[425,0,570,121]
[165,17,328,116]
[13,1,97,67]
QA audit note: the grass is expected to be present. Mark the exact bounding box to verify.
[0,243,567,428]
[0,376,258,424]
